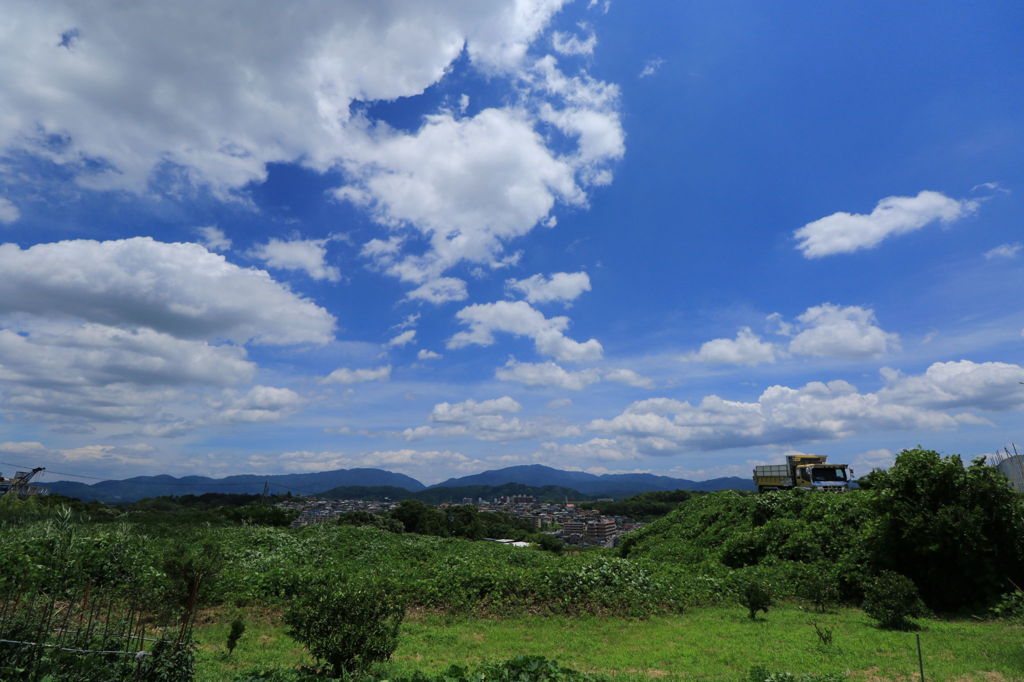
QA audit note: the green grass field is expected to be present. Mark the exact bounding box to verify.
[194,606,1023,681]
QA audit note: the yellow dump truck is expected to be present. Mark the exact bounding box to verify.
[753,455,851,493]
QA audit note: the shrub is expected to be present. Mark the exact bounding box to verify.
[226,618,246,655]
[796,563,842,612]
[988,590,1024,621]
[739,580,772,620]
[811,622,833,646]
[864,448,1024,612]
[284,579,405,677]
[862,571,925,630]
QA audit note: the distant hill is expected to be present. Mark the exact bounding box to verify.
[42,468,425,503]
[319,482,596,504]
[314,485,418,501]
[42,463,753,503]
[431,465,754,495]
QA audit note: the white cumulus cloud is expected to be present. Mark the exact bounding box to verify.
[691,327,779,366]
[794,191,978,258]
[448,300,602,362]
[689,304,898,366]
[581,360,1024,455]
[218,385,302,423]
[0,2,624,302]
[346,107,584,283]
[322,366,392,385]
[495,359,652,390]
[401,395,579,443]
[431,397,521,422]
[507,271,591,304]
[250,237,340,282]
[0,1,572,195]
[406,277,469,304]
[496,359,601,390]
[878,360,1024,411]
[588,381,962,454]
[788,304,899,359]
[0,237,332,433]
[603,368,655,389]
[0,238,335,345]
[196,226,231,251]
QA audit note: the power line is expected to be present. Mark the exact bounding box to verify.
[0,461,107,482]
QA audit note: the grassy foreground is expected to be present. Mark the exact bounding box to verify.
[194,606,1023,681]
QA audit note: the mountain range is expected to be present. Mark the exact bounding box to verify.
[42,468,425,503]
[41,464,753,503]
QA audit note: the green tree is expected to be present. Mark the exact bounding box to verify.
[739,580,772,620]
[446,505,484,540]
[285,579,405,678]
[336,510,404,533]
[531,533,564,554]
[390,499,448,536]
[862,570,925,630]
[864,448,1024,612]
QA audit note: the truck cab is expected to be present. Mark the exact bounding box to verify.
[795,460,851,491]
[753,455,852,492]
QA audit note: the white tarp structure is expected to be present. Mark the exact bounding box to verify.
[994,453,1024,493]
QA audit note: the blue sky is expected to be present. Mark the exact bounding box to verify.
[1,0,1022,485]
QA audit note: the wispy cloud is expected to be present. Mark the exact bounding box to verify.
[639,58,664,78]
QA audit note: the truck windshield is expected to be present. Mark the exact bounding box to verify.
[812,467,847,482]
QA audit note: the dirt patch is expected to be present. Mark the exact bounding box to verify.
[621,669,670,679]
[194,605,286,626]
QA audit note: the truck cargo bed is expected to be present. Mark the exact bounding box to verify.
[753,464,792,488]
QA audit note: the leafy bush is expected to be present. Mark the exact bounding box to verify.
[988,590,1024,621]
[284,579,405,677]
[861,571,925,630]
[864,448,1024,612]
[796,562,842,612]
[739,580,772,619]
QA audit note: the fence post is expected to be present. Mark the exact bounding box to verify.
[916,633,924,682]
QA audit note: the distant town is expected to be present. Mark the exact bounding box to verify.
[277,493,642,548]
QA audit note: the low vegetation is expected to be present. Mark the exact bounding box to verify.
[1,447,1021,680]
[191,608,1023,681]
